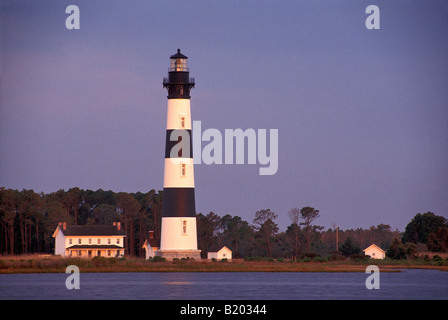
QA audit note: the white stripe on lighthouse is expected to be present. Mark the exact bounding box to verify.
[160,217,198,250]
[163,158,195,188]
[166,99,192,130]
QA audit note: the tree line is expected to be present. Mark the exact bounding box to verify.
[1,187,447,258]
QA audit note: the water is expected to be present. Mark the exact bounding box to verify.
[0,269,447,300]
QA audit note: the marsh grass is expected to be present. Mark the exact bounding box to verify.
[1,254,447,274]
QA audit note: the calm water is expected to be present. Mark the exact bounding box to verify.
[0,269,447,300]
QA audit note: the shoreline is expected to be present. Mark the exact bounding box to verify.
[1,256,447,274]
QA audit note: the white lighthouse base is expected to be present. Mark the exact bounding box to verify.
[155,249,201,260]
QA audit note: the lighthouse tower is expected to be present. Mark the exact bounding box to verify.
[156,49,201,260]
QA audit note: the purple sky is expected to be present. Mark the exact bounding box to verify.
[1,0,447,232]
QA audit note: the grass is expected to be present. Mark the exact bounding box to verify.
[1,254,448,274]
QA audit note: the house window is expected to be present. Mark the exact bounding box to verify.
[89,238,92,244]
[78,239,81,244]
[181,163,186,177]
[182,220,187,234]
[69,238,72,245]
[372,252,375,257]
[108,238,111,244]
[98,238,101,244]
[117,238,120,245]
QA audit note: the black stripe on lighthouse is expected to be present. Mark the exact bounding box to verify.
[165,129,193,158]
[163,129,196,217]
[162,188,196,218]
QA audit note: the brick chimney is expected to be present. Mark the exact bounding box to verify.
[116,222,121,231]
[63,222,67,231]
[149,231,154,239]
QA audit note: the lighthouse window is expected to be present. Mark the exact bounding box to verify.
[182,220,187,234]
[181,163,186,176]
[180,116,186,128]
[175,58,187,71]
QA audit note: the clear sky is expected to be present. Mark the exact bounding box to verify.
[1,0,447,232]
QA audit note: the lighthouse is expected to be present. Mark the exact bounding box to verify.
[156,49,201,260]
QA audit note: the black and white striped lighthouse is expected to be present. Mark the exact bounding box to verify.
[156,49,201,260]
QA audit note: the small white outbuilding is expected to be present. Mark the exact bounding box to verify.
[142,231,160,260]
[363,244,386,259]
[207,246,232,261]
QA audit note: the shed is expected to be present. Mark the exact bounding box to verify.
[142,231,160,259]
[207,246,232,261]
[363,244,386,259]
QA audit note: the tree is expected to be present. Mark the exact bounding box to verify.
[219,214,253,258]
[66,187,82,225]
[403,212,448,244]
[287,208,301,259]
[89,204,119,225]
[0,188,18,254]
[197,212,221,257]
[427,227,448,252]
[386,237,406,260]
[147,190,163,241]
[299,207,320,252]
[16,189,41,254]
[340,236,361,257]
[116,192,141,256]
[253,209,278,257]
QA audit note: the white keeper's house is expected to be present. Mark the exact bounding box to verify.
[53,222,126,258]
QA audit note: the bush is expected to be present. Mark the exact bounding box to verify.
[244,257,258,261]
[91,256,109,266]
[303,252,320,259]
[151,256,166,262]
[220,258,228,263]
[64,258,88,268]
[312,257,327,263]
[350,254,369,262]
[243,256,274,262]
[327,252,345,261]
[432,255,443,262]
